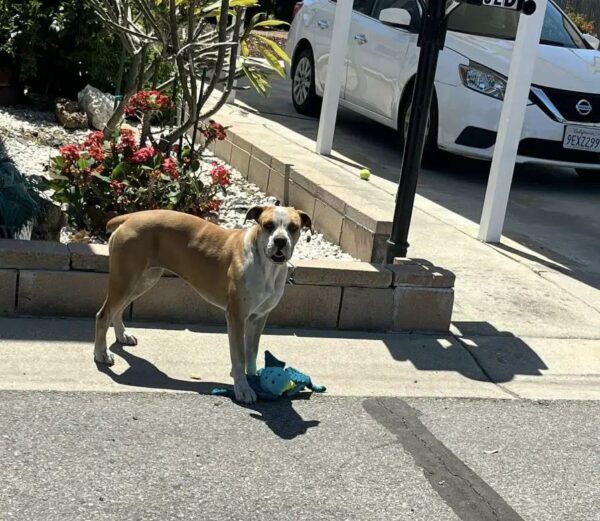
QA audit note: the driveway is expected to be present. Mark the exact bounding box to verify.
[236,78,600,293]
[1,317,599,520]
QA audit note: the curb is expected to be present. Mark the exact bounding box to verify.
[0,239,454,332]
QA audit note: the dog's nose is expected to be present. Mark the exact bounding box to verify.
[274,237,287,250]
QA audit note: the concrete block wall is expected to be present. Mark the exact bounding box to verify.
[210,133,394,263]
[0,239,455,332]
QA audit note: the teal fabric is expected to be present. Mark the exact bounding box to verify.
[211,351,326,401]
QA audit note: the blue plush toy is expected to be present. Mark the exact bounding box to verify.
[211,351,326,401]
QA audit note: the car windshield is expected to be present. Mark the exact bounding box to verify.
[447,2,587,49]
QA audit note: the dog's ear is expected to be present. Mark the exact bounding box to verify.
[298,211,312,230]
[244,206,265,224]
[298,211,314,242]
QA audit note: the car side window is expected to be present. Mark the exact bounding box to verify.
[373,0,421,24]
[352,0,376,16]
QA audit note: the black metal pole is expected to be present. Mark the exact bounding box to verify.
[385,0,448,263]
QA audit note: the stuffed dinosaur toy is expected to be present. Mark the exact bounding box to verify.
[211,351,326,401]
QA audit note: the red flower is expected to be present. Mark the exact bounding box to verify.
[116,128,138,153]
[83,131,104,148]
[110,180,126,195]
[202,121,227,142]
[59,144,81,162]
[207,199,222,212]
[212,122,227,141]
[210,164,231,187]
[125,90,171,116]
[162,157,179,180]
[129,146,158,165]
[88,144,106,162]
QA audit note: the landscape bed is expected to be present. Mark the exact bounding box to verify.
[0,106,455,332]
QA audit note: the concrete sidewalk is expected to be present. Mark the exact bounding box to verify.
[1,317,599,400]
[203,84,600,396]
[222,87,600,338]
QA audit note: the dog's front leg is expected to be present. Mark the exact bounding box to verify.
[245,314,268,376]
[226,310,257,403]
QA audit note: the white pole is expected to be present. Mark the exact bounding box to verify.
[478,0,548,243]
[315,0,354,155]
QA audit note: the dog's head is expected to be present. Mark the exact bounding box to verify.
[245,206,312,264]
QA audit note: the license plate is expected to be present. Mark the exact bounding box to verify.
[563,125,600,152]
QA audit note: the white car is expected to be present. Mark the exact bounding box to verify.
[286,0,600,179]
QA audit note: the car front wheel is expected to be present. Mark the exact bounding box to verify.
[291,48,320,116]
[576,169,600,182]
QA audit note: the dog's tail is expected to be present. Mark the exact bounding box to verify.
[106,214,129,234]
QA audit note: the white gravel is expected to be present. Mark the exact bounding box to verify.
[1,106,354,261]
[0,106,88,178]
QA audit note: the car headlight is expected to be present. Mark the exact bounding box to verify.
[459,62,507,100]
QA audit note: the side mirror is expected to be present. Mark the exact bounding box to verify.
[379,8,413,29]
[583,33,600,50]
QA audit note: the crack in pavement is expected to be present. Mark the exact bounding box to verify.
[364,397,524,521]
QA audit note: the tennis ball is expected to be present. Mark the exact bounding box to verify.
[359,168,371,181]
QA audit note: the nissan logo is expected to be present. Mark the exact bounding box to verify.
[576,99,593,116]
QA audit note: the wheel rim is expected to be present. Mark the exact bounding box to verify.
[293,57,312,105]
[404,103,431,141]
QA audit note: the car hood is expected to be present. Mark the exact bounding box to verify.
[446,32,600,93]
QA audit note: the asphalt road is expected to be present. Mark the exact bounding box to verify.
[236,78,600,292]
[1,391,598,521]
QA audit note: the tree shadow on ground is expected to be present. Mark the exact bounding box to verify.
[0,315,546,386]
[95,342,320,440]
[259,323,547,384]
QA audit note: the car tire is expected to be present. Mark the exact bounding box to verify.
[398,90,439,166]
[576,169,600,182]
[291,48,320,116]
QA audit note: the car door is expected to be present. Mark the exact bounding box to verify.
[312,0,340,95]
[344,0,421,121]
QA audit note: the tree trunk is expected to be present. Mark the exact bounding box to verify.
[103,50,144,139]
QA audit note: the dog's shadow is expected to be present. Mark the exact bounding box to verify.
[96,344,320,440]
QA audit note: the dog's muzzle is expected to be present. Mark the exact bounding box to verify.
[270,237,289,263]
[271,250,287,263]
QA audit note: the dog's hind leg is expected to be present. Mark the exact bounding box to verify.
[112,268,164,346]
[95,270,144,366]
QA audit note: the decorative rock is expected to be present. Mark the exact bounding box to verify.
[55,98,88,129]
[77,85,114,130]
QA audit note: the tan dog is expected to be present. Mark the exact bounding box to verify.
[94,206,312,403]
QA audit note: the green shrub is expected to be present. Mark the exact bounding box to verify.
[47,91,232,233]
[0,0,125,97]
[0,149,40,239]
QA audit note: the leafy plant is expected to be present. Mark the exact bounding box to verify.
[240,13,291,95]
[47,91,232,233]
[0,0,124,96]
[85,0,291,150]
[0,151,40,239]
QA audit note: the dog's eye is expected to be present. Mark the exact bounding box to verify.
[288,224,299,233]
[263,222,275,231]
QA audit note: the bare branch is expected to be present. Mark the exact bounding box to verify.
[202,9,243,119]
[199,0,230,107]
[103,50,144,137]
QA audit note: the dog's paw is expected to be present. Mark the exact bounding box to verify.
[95,351,115,366]
[117,331,138,346]
[234,382,257,404]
